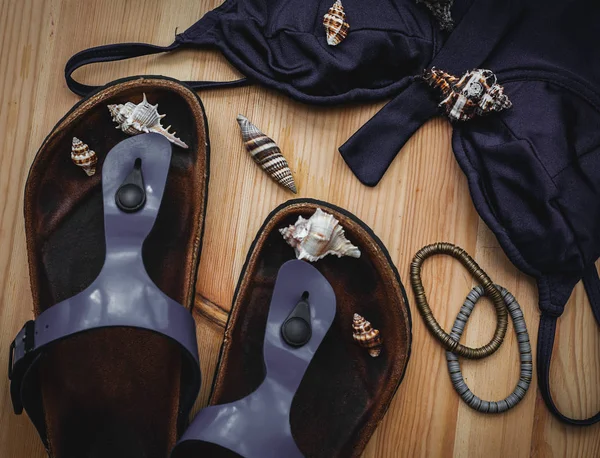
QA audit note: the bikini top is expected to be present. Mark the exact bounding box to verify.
[64,0,600,426]
[65,0,478,101]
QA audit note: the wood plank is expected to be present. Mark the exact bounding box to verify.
[0,1,58,457]
[0,0,598,456]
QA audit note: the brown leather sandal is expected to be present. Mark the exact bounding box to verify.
[9,76,209,458]
[172,199,412,458]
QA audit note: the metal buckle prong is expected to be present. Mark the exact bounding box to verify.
[8,339,15,380]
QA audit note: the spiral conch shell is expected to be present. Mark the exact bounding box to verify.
[279,208,361,262]
[352,313,382,358]
[107,93,188,148]
[237,114,297,193]
[423,67,512,122]
[323,0,350,46]
[71,137,98,176]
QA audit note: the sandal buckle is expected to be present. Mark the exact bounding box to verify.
[7,339,15,380]
[8,320,35,379]
[8,320,35,414]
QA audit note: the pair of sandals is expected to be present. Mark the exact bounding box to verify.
[9,77,412,458]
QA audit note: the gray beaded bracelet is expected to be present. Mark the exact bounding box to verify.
[446,285,532,413]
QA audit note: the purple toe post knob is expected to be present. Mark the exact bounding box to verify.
[281,292,312,347]
[115,158,146,212]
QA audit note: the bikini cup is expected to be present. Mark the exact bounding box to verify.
[65,0,466,101]
[453,71,600,425]
[182,0,442,101]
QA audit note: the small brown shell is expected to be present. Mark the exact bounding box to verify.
[423,67,512,122]
[71,137,98,176]
[323,0,350,46]
[237,114,297,193]
[352,313,382,358]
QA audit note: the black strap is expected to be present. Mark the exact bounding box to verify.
[583,264,600,326]
[65,41,251,97]
[537,265,600,425]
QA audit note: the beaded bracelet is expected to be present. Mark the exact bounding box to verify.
[410,243,508,359]
[446,285,532,413]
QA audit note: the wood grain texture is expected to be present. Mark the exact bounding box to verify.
[0,1,599,456]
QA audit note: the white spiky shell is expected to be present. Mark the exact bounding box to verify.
[323,0,350,46]
[279,208,361,262]
[71,137,98,176]
[107,93,189,148]
[236,114,297,193]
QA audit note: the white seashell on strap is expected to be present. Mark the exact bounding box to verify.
[423,67,512,122]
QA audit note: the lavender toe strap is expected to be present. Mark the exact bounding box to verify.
[172,260,336,458]
[8,134,201,447]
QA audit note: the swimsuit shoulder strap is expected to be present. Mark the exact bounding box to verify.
[536,265,600,425]
[64,40,251,97]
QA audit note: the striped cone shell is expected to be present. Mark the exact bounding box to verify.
[323,0,350,46]
[71,137,98,176]
[352,313,382,358]
[236,115,297,193]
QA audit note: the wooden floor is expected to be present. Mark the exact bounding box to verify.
[1,1,599,456]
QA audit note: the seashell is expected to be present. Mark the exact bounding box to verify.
[71,137,98,176]
[423,67,512,122]
[416,0,455,31]
[107,93,188,149]
[236,114,297,193]
[352,313,382,358]
[279,208,361,262]
[323,0,350,46]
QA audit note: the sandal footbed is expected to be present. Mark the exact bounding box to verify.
[198,200,412,458]
[24,77,209,458]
